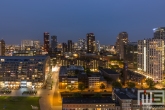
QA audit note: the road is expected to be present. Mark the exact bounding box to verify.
[39,67,62,110]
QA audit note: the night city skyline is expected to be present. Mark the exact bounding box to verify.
[1,0,165,45]
[1,1,165,109]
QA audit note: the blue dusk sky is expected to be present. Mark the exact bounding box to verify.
[0,0,165,45]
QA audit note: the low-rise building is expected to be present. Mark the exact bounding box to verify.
[88,73,107,89]
[112,88,164,110]
[62,97,116,110]
[59,76,78,89]
[113,88,137,110]
[88,74,100,89]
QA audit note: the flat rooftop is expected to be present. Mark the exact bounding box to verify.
[88,72,101,77]
[67,65,84,71]
[63,97,115,104]
[114,88,137,100]
[0,55,48,59]
[100,69,119,74]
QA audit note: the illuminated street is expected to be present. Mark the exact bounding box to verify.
[39,66,62,110]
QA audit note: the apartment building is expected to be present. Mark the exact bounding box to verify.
[137,38,164,82]
[0,56,50,88]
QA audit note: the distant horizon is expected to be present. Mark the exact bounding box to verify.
[0,0,165,45]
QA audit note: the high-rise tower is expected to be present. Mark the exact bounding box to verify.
[51,35,57,52]
[153,27,165,40]
[44,32,49,52]
[68,40,73,52]
[87,33,95,53]
[116,32,128,60]
[0,39,5,56]
[137,38,164,82]
[62,43,67,53]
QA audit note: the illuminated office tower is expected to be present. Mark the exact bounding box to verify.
[78,39,86,51]
[137,39,164,82]
[44,32,49,52]
[78,39,83,50]
[153,27,165,40]
[115,32,128,60]
[95,40,100,52]
[82,39,86,50]
[87,33,95,53]
[51,35,57,52]
[33,40,40,49]
[0,39,5,56]
[73,43,78,51]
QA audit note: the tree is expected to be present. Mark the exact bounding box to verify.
[75,69,79,75]
[67,85,74,92]
[112,81,122,88]
[86,68,91,74]
[145,78,155,89]
[72,92,82,97]
[127,82,135,88]
[78,83,85,92]
[93,93,102,97]
[100,83,106,91]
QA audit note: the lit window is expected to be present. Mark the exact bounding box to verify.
[1,59,5,62]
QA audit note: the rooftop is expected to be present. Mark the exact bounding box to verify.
[62,97,115,104]
[113,88,137,100]
[0,55,48,59]
[153,27,165,32]
[67,65,84,71]
[89,72,101,77]
[100,69,119,74]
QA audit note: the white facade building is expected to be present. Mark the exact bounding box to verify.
[137,38,164,82]
[21,40,40,50]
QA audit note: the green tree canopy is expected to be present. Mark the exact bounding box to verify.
[112,81,122,88]
[75,69,79,75]
[67,85,74,92]
[85,68,91,76]
[78,83,85,92]
[72,92,82,97]
[145,78,155,89]
[127,82,136,88]
[93,93,102,97]
[100,83,106,91]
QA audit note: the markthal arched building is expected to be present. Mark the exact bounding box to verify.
[0,56,50,88]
